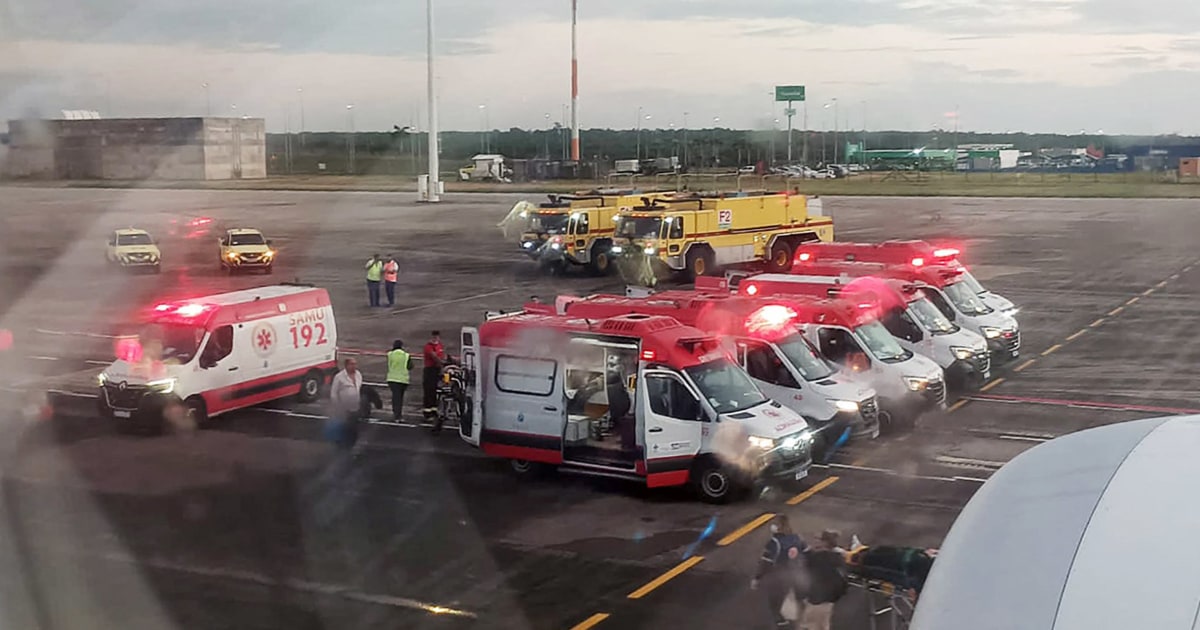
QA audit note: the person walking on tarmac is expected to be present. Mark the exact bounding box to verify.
[382,254,400,308]
[364,254,384,308]
[328,358,364,449]
[422,330,447,429]
[386,339,413,422]
[751,514,812,628]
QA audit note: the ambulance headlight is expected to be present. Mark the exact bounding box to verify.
[147,378,176,394]
[903,376,929,391]
[97,373,108,385]
[747,435,774,450]
[550,243,561,250]
[522,241,534,249]
[951,346,975,360]
[643,246,657,255]
[611,246,623,254]
[980,326,1002,339]
[798,429,814,445]
[828,399,859,413]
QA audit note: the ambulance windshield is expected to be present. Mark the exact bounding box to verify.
[685,358,767,414]
[616,216,662,240]
[776,334,835,381]
[143,324,206,363]
[908,297,958,334]
[959,270,987,294]
[943,281,992,315]
[854,321,912,362]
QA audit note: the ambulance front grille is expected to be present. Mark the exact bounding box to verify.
[103,383,147,409]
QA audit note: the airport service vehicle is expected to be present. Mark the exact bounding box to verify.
[218,228,276,274]
[740,272,990,390]
[610,191,833,285]
[706,277,946,426]
[105,228,162,272]
[458,154,511,181]
[98,285,337,432]
[502,192,667,270]
[793,240,1019,317]
[793,256,1020,361]
[458,311,815,502]
[540,191,676,275]
[552,290,880,456]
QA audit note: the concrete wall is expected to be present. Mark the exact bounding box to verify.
[1,117,266,180]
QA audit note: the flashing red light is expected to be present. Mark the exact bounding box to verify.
[0,329,12,352]
[188,217,213,227]
[797,252,812,262]
[175,304,209,318]
[745,284,759,296]
[640,349,657,361]
[745,305,797,337]
[114,337,143,363]
[154,303,173,312]
[911,257,925,267]
[932,248,960,259]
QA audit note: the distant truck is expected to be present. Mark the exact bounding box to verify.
[610,191,834,284]
[614,159,640,174]
[459,154,511,182]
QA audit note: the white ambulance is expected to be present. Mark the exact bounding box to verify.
[98,284,338,432]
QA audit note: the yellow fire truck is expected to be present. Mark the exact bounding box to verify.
[501,190,672,274]
[610,191,834,285]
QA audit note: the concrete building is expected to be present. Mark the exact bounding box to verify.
[1,117,266,180]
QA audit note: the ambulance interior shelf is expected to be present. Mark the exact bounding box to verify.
[563,343,639,467]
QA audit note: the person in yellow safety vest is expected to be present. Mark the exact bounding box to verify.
[387,339,414,422]
[365,254,384,307]
[383,254,400,307]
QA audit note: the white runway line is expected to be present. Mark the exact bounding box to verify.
[35,328,118,339]
[389,288,512,315]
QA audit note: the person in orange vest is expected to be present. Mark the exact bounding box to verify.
[383,254,400,307]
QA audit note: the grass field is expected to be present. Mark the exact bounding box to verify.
[7,170,1200,198]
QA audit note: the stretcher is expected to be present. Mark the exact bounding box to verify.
[844,546,937,630]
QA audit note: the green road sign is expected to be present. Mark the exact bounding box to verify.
[775,85,806,102]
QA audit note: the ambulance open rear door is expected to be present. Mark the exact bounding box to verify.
[459,327,483,446]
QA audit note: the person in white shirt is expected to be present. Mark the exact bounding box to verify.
[329,358,364,447]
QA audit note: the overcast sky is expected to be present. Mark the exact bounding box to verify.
[3,0,1200,134]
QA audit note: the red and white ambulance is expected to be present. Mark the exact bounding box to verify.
[457,311,815,502]
[792,240,1020,318]
[98,284,338,431]
[550,290,880,457]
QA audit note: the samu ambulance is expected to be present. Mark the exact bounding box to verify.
[552,289,880,459]
[793,240,1020,318]
[98,284,337,432]
[458,310,814,503]
[721,275,945,428]
[741,272,990,390]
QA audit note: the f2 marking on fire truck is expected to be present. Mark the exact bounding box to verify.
[717,209,733,228]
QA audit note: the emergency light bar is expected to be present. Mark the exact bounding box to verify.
[932,248,960,259]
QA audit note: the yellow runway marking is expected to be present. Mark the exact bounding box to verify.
[627,556,704,599]
[1142,288,1155,296]
[786,476,839,506]
[1041,344,1063,357]
[717,514,776,547]
[1125,296,1140,306]
[570,613,610,630]
[1066,329,1087,342]
[1089,318,1106,328]
[1156,280,1169,288]
[1108,306,1124,316]
[947,399,969,413]
[1013,359,1037,373]
[980,378,1005,392]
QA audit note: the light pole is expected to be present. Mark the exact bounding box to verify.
[712,116,720,167]
[297,87,306,146]
[478,104,487,153]
[772,118,780,166]
[821,102,832,164]
[202,82,211,116]
[636,106,643,160]
[832,98,840,163]
[544,112,551,158]
[861,100,867,166]
[683,111,689,168]
[346,104,356,174]
[424,0,441,202]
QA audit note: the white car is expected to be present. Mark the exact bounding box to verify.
[106,228,162,272]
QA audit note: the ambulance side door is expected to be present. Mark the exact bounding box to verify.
[640,369,704,487]
[196,324,238,410]
[485,353,565,460]
[459,327,483,446]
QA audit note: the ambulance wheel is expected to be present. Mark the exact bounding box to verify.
[693,458,743,503]
[685,248,715,280]
[767,241,794,272]
[509,459,549,478]
[298,370,324,403]
[184,396,209,429]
